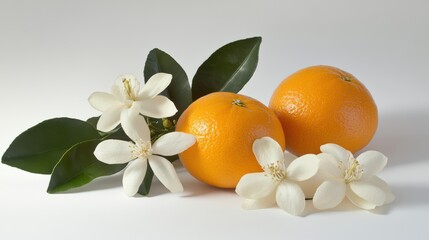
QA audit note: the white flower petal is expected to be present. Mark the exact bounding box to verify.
[235,172,278,199]
[94,140,134,164]
[357,151,388,180]
[120,109,151,143]
[128,101,142,116]
[152,132,196,156]
[123,159,147,197]
[137,96,178,118]
[286,154,319,182]
[318,153,342,178]
[138,73,172,99]
[242,192,276,210]
[88,92,122,112]
[298,172,326,199]
[111,83,122,100]
[369,176,395,204]
[275,181,306,216]
[252,137,285,169]
[349,180,386,206]
[313,179,346,209]
[148,155,183,193]
[283,151,297,168]
[320,143,351,162]
[97,105,124,132]
[346,185,377,210]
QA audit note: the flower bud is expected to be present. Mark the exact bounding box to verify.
[162,118,173,129]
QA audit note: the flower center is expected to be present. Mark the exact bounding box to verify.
[263,161,286,181]
[340,155,363,183]
[131,140,153,159]
[122,78,136,100]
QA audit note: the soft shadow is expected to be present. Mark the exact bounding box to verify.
[144,178,170,197]
[181,179,231,198]
[139,167,234,197]
[389,184,429,209]
[303,199,362,216]
[366,110,429,167]
[179,169,235,197]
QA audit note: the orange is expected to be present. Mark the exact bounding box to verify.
[176,92,285,188]
[269,65,378,156]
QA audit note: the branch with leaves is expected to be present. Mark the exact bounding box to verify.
[2,37,262,195]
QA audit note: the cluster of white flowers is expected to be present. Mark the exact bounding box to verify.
[89,73,195,196]
[236,137,394,216]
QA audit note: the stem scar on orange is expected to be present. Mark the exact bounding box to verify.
[176,92,285,188]
[269,65,378,156]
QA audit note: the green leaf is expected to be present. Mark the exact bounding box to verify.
[2,118,101,174]
[47,139,126,193]
[104,126,130,141]
[138,166,154,196]
[192,37,262,100]
[86,116,131,141]
[86,116,99,129]
[144,48,192,117]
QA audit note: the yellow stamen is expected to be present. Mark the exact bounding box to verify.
[342,158,363,183]
[263,161,286,181]
[131,140,152,159]
[122,78,134,100]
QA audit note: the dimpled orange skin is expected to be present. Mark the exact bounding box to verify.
[176,92,285,188]
[269,65,378,156]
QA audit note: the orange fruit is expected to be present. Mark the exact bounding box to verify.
[269,65,378,156]
[176,92,285,188]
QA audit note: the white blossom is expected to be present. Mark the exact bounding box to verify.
[94,111,195,196]
[236,137,319,216]
[88,73,177,132]
[313,143,395,210]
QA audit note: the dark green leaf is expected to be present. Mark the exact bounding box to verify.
[138,166,154,196]
[104,126,130,141]
[86,116,131,141]
[164,155,179,163]
[86,116,99,129]
[144,48,192,118]
[2,118,101,174]
[192,37,262,100]
[47,140,126,193]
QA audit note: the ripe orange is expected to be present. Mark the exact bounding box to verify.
[176,92,285,188]
[269,65,378,156]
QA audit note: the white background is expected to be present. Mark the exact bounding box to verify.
[1,0,428,239]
